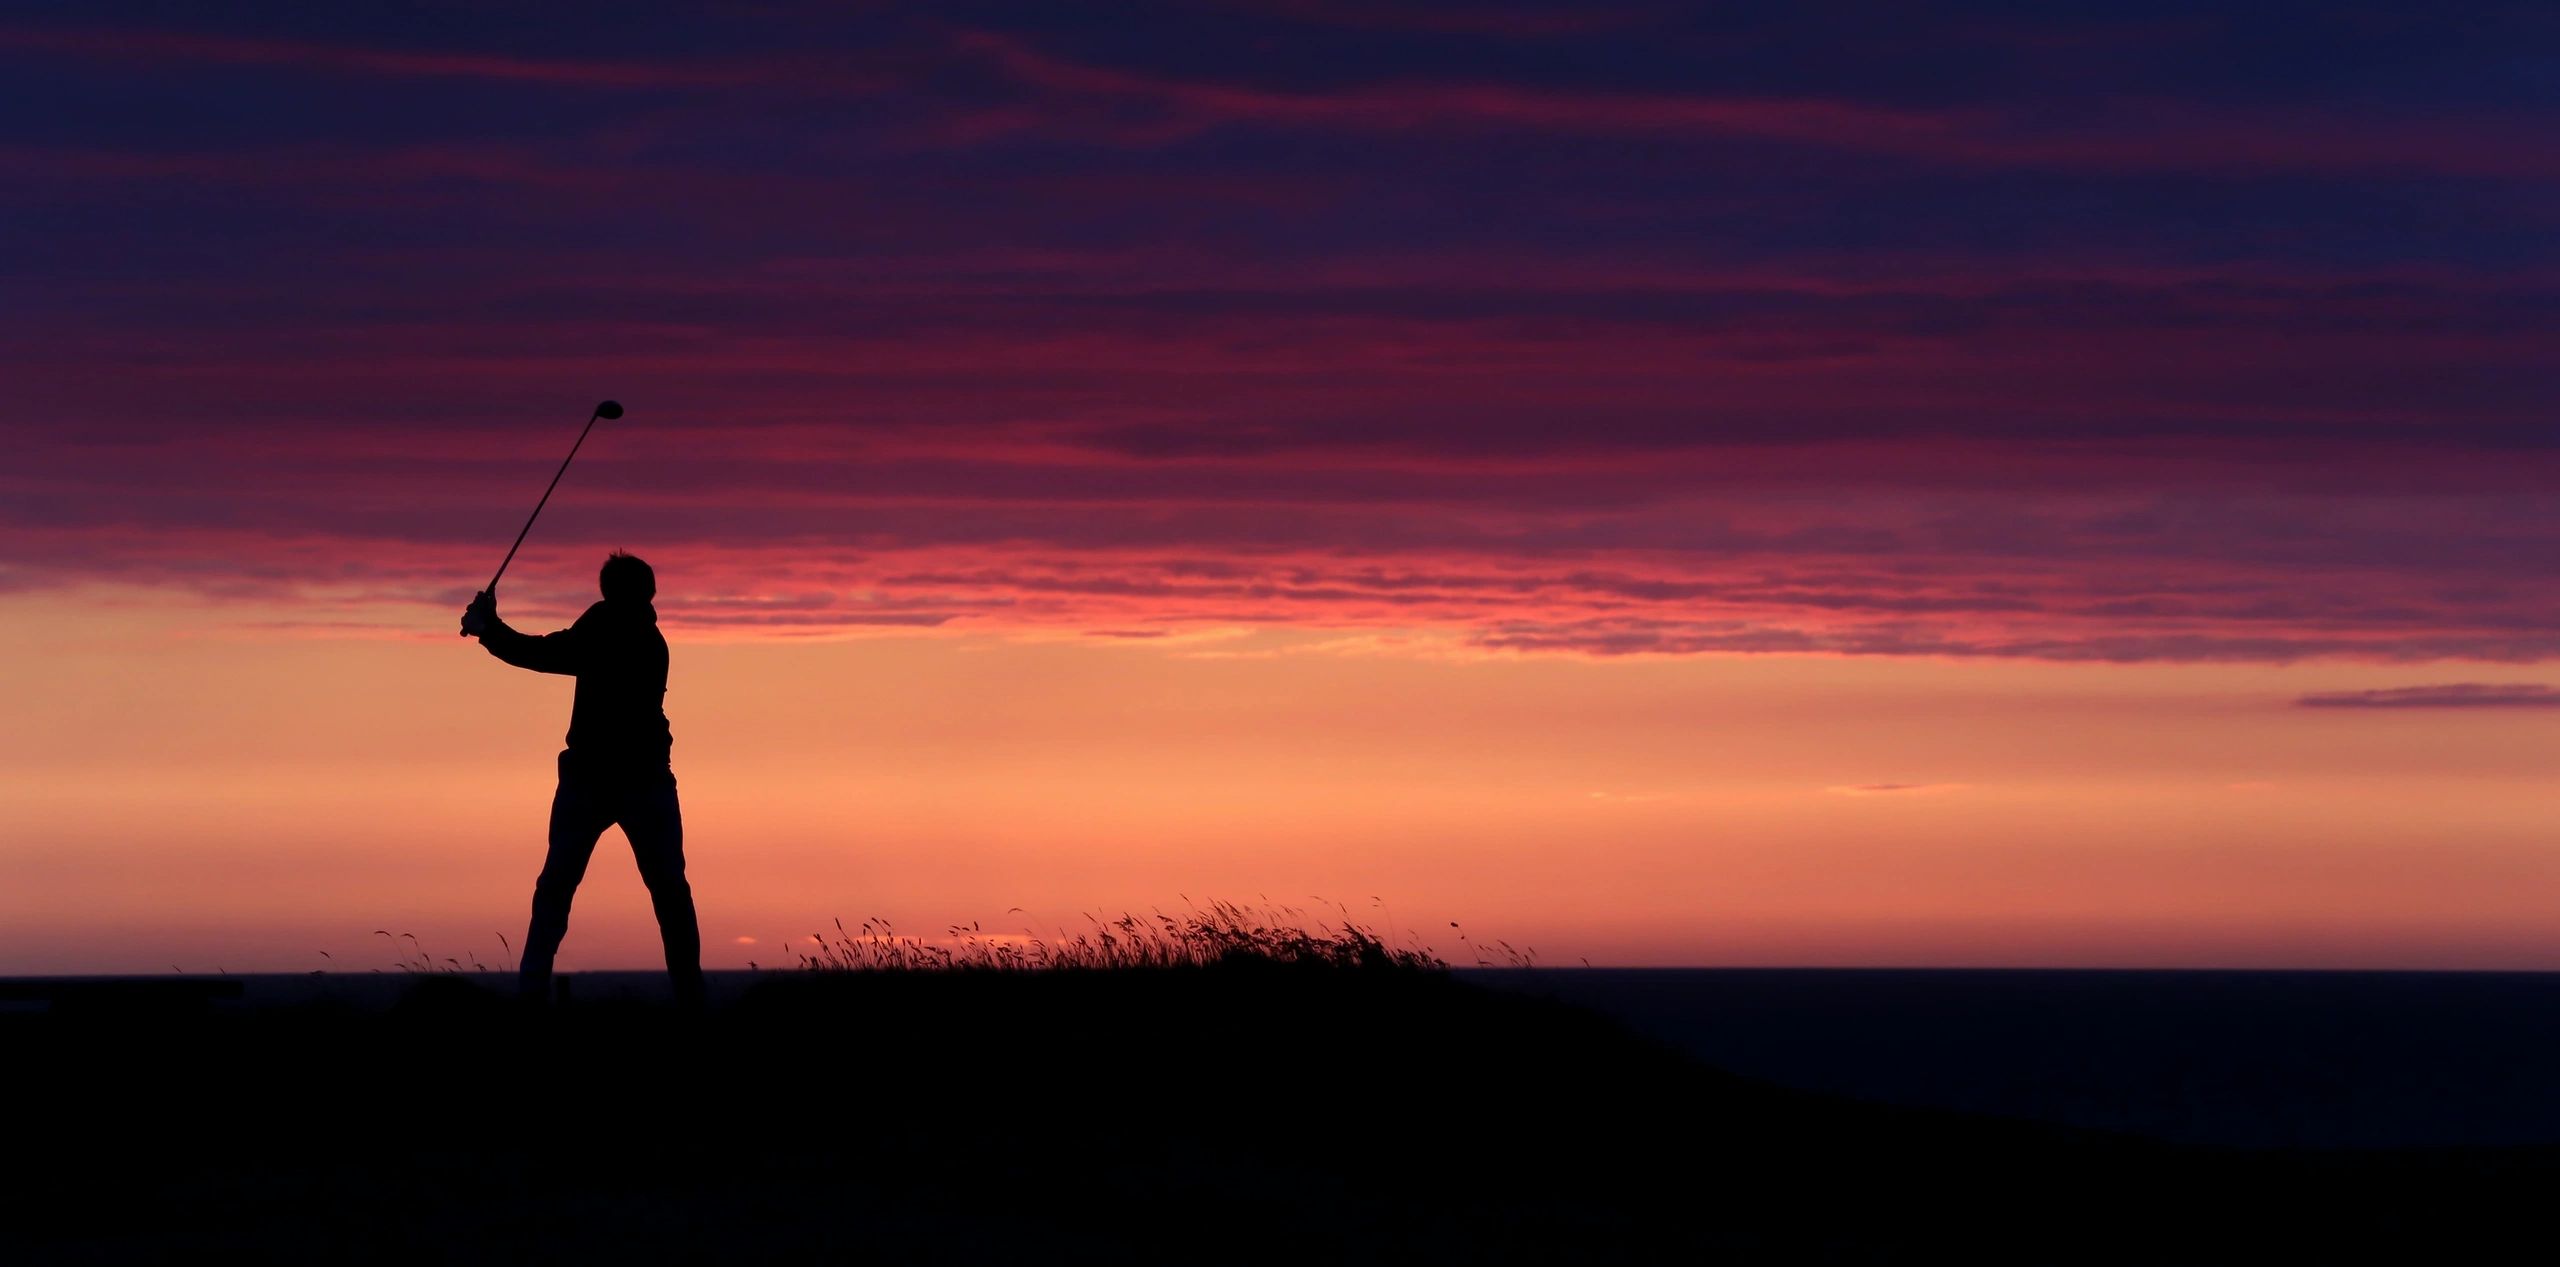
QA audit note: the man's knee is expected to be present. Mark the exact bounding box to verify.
[532,869,582,906]
[631,831,690,898]
[640,866,694,905]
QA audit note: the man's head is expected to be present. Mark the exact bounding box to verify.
[600,550,656,604]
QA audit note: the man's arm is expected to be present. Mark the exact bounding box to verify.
[463,591,584,675]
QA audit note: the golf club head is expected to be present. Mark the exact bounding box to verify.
[594,400,624,420]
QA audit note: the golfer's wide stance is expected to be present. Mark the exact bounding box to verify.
[460,551,703,1008]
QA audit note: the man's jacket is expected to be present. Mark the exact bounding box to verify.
[479,598,673,769]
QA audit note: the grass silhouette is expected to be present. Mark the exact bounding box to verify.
[795,900,1458,973]
[320,930,515,975]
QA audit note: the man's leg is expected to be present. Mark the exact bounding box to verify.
[522,770,612,1005]
[622,770,704,1008]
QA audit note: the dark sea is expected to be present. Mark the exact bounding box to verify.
[1465,968,2560,1150]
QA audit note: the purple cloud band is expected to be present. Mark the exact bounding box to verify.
[6,7,2553,662]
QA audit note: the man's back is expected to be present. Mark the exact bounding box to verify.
[479,597,673,768]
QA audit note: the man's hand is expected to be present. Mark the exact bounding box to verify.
[459,589,497,639]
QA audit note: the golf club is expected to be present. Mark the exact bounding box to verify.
[462,399,622,634]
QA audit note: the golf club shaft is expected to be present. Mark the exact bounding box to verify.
[485,406,604,594]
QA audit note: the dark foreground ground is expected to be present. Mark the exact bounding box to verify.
[7,967,2553,1264]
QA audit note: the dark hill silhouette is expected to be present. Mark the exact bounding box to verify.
[9,949,2556,1262]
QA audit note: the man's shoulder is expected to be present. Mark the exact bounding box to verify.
[576,600,664,642]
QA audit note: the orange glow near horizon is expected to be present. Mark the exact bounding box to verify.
[6,584,2557,975]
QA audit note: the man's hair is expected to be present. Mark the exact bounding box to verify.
[600,550,656,603]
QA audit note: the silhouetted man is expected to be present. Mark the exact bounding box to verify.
[460,551,702,1009]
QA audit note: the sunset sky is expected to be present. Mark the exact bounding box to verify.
[6,3,2558,974]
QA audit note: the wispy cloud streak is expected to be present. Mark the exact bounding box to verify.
[0,26,781,89]
[2296,685,2560,710]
